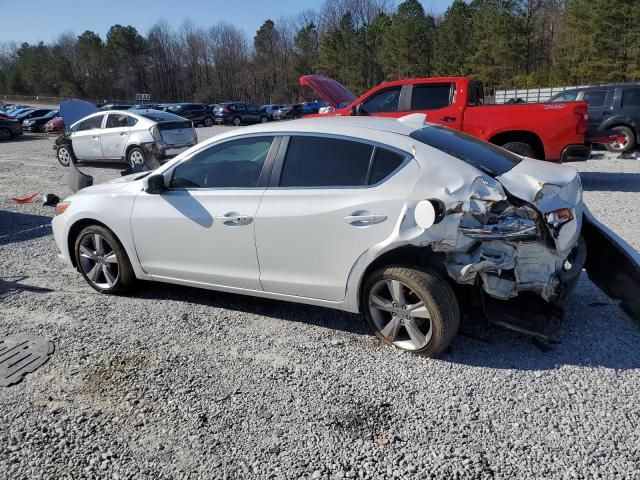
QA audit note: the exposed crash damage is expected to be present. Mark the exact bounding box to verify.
[386,124,639,342]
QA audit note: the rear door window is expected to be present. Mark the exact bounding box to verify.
[361,87,401,114]
[105,113,129,128]
[280,136,373,187]
[411,84,453,110]
[583,90,608,107]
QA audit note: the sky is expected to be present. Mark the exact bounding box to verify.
[0,0,454,44]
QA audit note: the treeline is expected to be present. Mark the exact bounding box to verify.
[1,0,639,104]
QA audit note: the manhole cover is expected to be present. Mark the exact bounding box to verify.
[0,334,54,387]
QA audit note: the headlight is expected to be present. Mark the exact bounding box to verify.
[55,201,71,216]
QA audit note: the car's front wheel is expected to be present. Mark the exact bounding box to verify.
[56,145,74,166]
[203,116,214,127]
[0,127,12,141]
[362,266,460,357]
[260,116,268,123]
[232,116,241,126]
[127,147,146,168]
[74,225,136,294]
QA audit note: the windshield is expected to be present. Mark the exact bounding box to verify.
[409,126,522,177]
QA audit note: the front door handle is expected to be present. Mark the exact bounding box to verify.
[441,116,457,123]
[344,212,387,226]
[218,212,253,226]
[120,132,128,136]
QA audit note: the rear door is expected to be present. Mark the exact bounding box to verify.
[406,82,462,130]
[100,113,133,159]
[580,89,613,127]
[70,114,105,159]
[255,135,416,301]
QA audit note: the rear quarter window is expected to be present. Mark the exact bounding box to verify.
[411,84,453,110]
[622,88,640,107]
[409,126,522,177]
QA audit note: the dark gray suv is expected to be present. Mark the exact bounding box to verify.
[550,84,640,153]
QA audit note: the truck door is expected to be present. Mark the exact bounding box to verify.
[406,82,463,130]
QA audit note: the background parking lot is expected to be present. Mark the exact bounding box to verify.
[1,127,640,479]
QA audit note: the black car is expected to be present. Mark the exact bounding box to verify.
[213,103,268,126]
[0,117,23,141]
[549,83,640,153]
[273,104,304,120]
[22,110,59,132]
[164,103,214,127]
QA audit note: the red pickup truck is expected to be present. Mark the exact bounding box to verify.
[301,75,594,162]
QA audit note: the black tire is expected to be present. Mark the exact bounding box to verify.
[605,125,636,153]
[232,116,241,126]
[126,147,146,168]
[260,116,269,123]
[500,141,537,158]
[203,116,214,127]
[293,115,300,120]
[74,225,136,295]
[56,144,75,166]
[361,266,460,357]
[0,127,12,141]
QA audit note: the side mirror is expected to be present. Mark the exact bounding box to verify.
[146,174,166,194]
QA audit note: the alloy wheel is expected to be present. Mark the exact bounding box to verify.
[129,150,145,167]
[78,233,119,289]
[610,133,629,151]
[368,279,433,350]
[57,147,71,166]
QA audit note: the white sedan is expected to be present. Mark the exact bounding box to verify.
[51,115,640,356]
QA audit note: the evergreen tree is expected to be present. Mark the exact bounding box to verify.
[381,0,435,78]
[433,0,473,76]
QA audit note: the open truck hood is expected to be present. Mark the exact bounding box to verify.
[59,99,99,128]
[300,75,357,108]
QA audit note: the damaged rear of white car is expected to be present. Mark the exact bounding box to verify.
[358,121,640,354]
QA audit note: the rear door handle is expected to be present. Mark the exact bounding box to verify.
[441,116,457,123]
[218,213,253,226]
[120,132,128,136]
[344,212,387,226]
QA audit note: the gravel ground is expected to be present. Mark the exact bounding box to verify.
[1,129,640,479]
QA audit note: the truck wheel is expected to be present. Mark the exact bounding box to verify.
[605,126,636,153]
[362,266,460,358]
[500,141,537,158]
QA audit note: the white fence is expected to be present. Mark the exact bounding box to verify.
[493,85,591,104]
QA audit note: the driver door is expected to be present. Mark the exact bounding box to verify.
[71,114,105,159]
[130,135,277,290]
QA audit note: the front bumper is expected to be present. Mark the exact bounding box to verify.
[561,144,592,162]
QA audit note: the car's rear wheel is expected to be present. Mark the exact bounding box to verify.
[74,225,135,294]
[232,116,241,126]
[0,128,12,141]
[56,145,73,166]
[260,116,268,123]
[127,147,146,168]
[203,116,214,127]
[500,141,537,158]
[605,125,636,153]
[362,266,460,357]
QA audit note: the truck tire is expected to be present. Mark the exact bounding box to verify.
[361,266,460,358]
[500,141,537,158]
[605,126,636,153]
